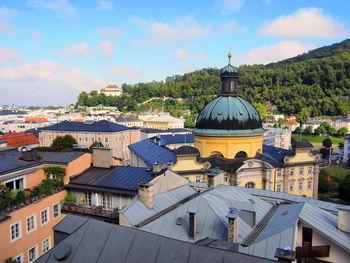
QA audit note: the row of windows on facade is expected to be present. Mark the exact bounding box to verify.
[45,134,129,142]
[10,203,60,243]
[277,167,313,177]
[12,237,51,263]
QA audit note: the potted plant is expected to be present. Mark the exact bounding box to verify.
[64,194,77,210]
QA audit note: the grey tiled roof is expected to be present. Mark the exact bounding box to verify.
[40,120,130,132]
[0,149,86,176]
[36,214,275,263]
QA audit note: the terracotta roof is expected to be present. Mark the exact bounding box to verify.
[25,117,49,122]
[0,132,39,147]
[71,119,84,122]
[282,121,299,125]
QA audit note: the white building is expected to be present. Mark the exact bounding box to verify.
[343,134,350,163]
[263,128,291,149]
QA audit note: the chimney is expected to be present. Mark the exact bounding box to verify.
[226,207,240,243]
[188,209,198,238]
[138,182,153,208]
[338,208,350,232]
[207,168,221,188]
[92,147,113,168]
[152,161,162,174]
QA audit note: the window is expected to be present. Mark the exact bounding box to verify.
[91,137,94,142]
[85,191,92,206]
[85,137,88,142]
[13,253,24,263]
[28,245,38,263]
[10,221,22,242]
[102,192,112,210]
[195,176,201,182]
[79,137,82,142]
[289,182,294,192]
[224,174,229,182]
[308,181,312,189]
[308,167,313,176]
[299,181,303,191]
[277,169,282,177]
[26,214,36,234]
[289,168,294,177]
[299,167,304,176]
[53,203,61,219]
[40,208,49,225]
[42,237,51,253]
[98,137,101,142]
[245,182,255,188]
[105,137,108,143]
[5,177,25,190]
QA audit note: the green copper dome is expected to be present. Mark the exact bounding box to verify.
[220,64,238,75]
[194,96,264,137]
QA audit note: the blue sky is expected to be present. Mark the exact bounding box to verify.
[0,0,349,106]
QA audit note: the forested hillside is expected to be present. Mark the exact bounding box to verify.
[77,39,350,118]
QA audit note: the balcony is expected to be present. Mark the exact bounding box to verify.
[61,202,119,224]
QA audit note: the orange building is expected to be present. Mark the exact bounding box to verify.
[0,149,91,263]
[0,132,39,147]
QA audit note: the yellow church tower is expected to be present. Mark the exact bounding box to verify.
[194,53,265,158]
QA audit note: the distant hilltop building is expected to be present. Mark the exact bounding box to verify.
[99,85,122,97]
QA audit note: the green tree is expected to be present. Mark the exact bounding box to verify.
[339,174,350,201]
[322,137,332,148]
[253,102,269,121]
[50,135,77,152]
[303,126,313,135]
[337,127,348,137]
[328,127,337,136]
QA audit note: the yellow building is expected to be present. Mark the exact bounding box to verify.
[146,115,185,130]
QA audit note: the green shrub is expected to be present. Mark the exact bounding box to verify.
[15,191,25,204]
[0,198,6,211]
[44,167,66,180]
[64,194,77,204]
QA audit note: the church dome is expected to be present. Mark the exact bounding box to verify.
[194,96,264,136]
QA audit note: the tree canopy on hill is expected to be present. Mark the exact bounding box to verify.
[77,39,350,117]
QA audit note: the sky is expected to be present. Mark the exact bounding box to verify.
[0,0,349,106]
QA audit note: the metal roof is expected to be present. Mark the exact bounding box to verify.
[69,166,157,192]
[140,128,191,134]
[120,184,197,226]
[0,110,27,115]
[128,139,176,166]
[40,120,130,132]
[36,214,275,263]
[235,186,350,213]
[158,134,194,146]
[0,149,86,176]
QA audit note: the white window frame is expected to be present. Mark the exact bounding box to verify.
[40,208,50,226]
[289,168,294,177]
[14,253,24,263]
[4,176,26,190]
[299,167,304,176]
[53,202,61,219]
[308,167,313,176]
[10,221,22,243]
[277,169,282,177]
[42,237,51,254]
[195,175,201,182]
[298,181,303,191]
[308,181,312,190]
[26,214,37,234]
[223,173,228,182]
[289,182,294,192]
[28,244,38,263]
[85,191,92,206]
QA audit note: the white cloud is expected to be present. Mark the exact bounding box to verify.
[97,40,113,58]
[98,1,114,11]
[216,0,245,12]
[0,6,18,21]
[106,66,143,78]
[97,27,123,38]
[0,21,16,36]
[29,29,42,41]
[0,61,104,105]
[27,0,77,21]
[0,47,22,65]
[259,7,350,39]
[57,42,90,57]
[131,16,211,45]
[239,41,316,65]
[173,49,206,60]
[218,20,247,33]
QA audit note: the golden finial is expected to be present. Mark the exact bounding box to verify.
[228,51,232,64]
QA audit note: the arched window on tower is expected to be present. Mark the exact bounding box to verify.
[230,81,236,92]
[235,151,247,158]
[245,182,255,188]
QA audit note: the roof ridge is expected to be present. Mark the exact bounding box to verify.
[241,204,279,247]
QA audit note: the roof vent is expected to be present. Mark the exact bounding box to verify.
[84,120,95,125]
[248,198,255,204]
[20,149,40,162]
[282,210,289,216]
[54,242,72,261]
[176,217,184,225]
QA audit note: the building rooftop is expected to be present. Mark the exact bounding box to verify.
[147,115,185,123]
[67,166,159,195]
[128,139,176,166]
[158,134,194,146]
[0,110,27,116]
[140,128,190,134]
[36,214,275,263]
[0,149,87,176]
[40,120,130,133]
